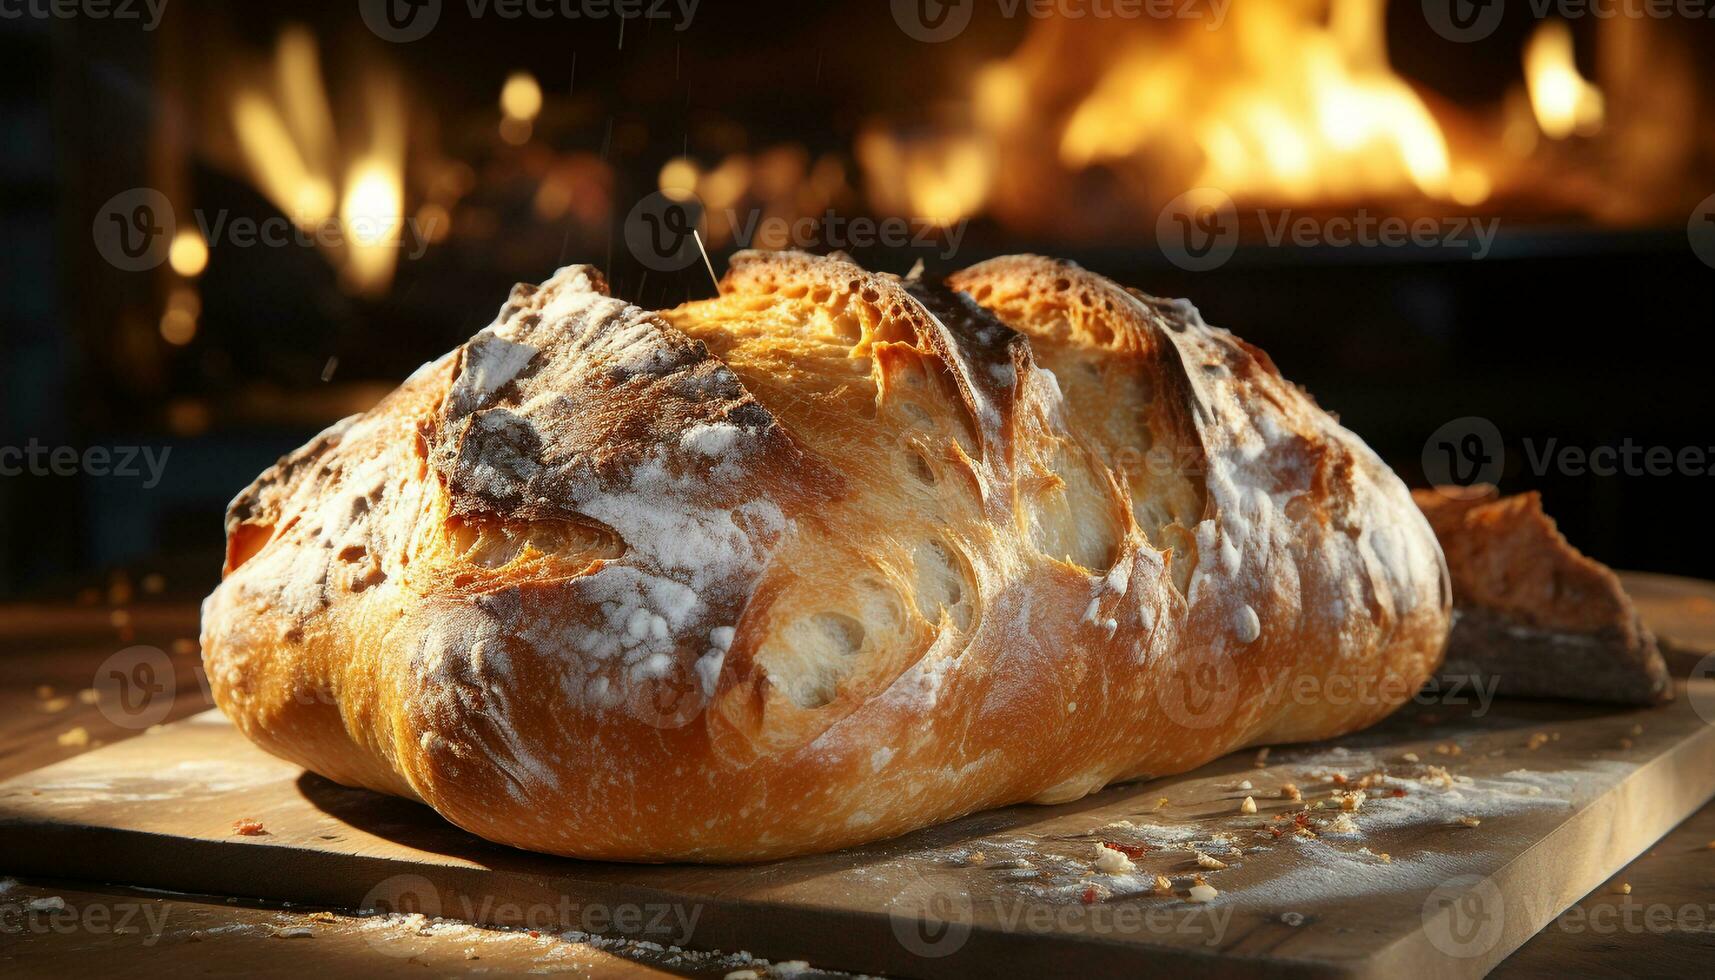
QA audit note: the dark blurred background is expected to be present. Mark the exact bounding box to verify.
[1,0,1712,601]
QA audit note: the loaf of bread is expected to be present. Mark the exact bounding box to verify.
[200,251,1451,861]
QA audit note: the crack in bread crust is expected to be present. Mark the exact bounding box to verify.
[201,251,1451,861]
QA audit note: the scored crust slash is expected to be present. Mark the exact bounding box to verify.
[200,251,1458,862]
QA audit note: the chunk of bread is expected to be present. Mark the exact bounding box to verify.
[1414,485,1670,704]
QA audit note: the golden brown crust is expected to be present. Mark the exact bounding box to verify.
[201,253,1451,861]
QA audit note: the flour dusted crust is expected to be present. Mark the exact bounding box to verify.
[201,253,1451,861]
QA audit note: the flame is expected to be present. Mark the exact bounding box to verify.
[859,0,1503,235]
[1525,20,1604,140]
[342,158,404,293]
[232,88,336,226]
[229,28,410,295]
[1055,0,1453,202]
[857,129,993,227]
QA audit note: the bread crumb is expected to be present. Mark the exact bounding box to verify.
[41,697,71,713]
[1152,874,1174,896]
[1401,751,1420,763]
[232,818,268,836]
[307,912,337,923]
[1338,790,1366,812]
[1422,765,1456,789]
[1527,732,1550,751]
[1093,843,1135,875]
[1280,783,1302,802]
[1458,816,1482,828]
[1236,780,1253,791]
[1187,882,1218,903]
[1155,797,1170,810]
[1194,851,1228,870]
[1614,882,1631,895]
[964,850,986,866]
[1435,742,1461,756]
[1327,813,1358,834]
[272,926,313,938]
[57,727,90,747]
[1240,795,1257,815]
[1281,911,1304,926]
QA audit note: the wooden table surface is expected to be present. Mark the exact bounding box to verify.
[3,573,1713,978]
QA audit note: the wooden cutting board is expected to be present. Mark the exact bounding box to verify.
[4,579,1714,979]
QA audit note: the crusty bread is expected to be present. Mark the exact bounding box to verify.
[1413,485,1669,704]
[200,252,1451,861]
